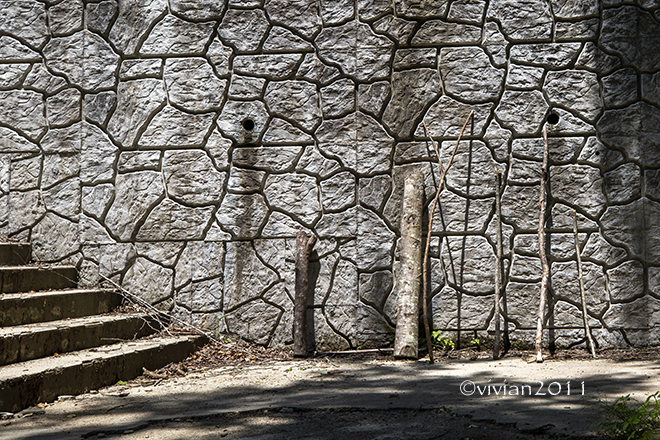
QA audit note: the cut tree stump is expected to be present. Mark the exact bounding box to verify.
[393,168,424,359]
[294,231,316,358]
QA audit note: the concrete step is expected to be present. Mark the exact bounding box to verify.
[0,242,31,265]
[0,335,207,413]
[0,266,77,294]
[0,313,162,366]
[0,288,122,326]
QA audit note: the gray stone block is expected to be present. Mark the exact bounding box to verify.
[604,163,642,205]
[601,6,660,71]
[219,9,269,53]
[544,70,602,122]
[215,193,269,239]
[440,46,504,103]
[138,105,215,148]
[266,0,321,39]
[228,75,266,100]
[550,164,606,217]
[264,174,321,226]
[164,58,226,112]
[0,1,48,49]
[0,90,46,141]
[140,14,214,55]
[163,150,224,206]
[607,260,645,302]
[432,285,493,330]
[86,0,118,35]
[598,67,640,109]
[487,0,552,41]
[597,102,660,168]
[44,31,119,91]
[320,78,355,118]
[412,20,481,45]
[265,80,321,131]
[383,68,440,138]
[555,18,598,41]
[320,171,356,211]
[107,79,166,148]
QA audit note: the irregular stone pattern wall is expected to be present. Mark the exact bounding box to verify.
[1,0,659,349]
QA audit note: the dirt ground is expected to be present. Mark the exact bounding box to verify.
[5,339,660,440]
[4,337,660,440]
[107,407,559,440]
[117,341,657,440]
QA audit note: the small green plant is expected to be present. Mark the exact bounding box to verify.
[431,330,455,351]
[598,392,660,440]
[117,380,127,386]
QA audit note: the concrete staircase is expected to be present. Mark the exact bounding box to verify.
[0,242,206,413]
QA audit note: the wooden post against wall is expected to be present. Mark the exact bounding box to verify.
[393,168,424,359]
[493,169,503,360]
[294,231,316,357]
[535,124,550,363]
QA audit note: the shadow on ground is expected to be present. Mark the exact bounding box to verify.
[3,357,658,440]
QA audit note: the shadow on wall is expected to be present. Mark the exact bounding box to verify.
[428,2,660,349]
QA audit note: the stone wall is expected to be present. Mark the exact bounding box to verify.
[1,0,659,349]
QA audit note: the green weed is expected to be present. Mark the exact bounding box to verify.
[598,392,660,440]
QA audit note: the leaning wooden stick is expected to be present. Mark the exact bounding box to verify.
[421,111,474,364]
[572,209,597,358]
[535,124,550,363]
[493,169,503,360]
[294,231,317,357]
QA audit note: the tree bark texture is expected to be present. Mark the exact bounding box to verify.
[535,125,550,363]
[394,169,425,359]
[294,231,316,357]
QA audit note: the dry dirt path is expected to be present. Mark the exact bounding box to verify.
[2,355,658,439]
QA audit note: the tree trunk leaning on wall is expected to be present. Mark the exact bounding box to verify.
[294,231,317,357]
[393,169,425,359]
[535,125,550,363]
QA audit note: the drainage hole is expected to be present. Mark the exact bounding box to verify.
[547,113,560,125]
[242,118,255,131]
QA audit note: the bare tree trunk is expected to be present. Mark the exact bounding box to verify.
[573,209,597,358]
[493,170,503,360]
[294,231,316,358]
[394,169,424,359]
[535,125,550,363]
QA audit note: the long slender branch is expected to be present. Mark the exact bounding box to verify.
[421,111,474,364]
[493,169,503,360]
[99,274,252,355]
[573,209,597,358]
[535,124,550,363]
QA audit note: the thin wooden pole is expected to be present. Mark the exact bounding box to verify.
[421,111,474,364]
[535,125,550,363]
[493,169,503,360]
[573,209,597,358]
[393,169,424,359]
[294,231,316,357]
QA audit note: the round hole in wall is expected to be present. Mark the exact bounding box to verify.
[547,112,560,125]
[242,118,255,131]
